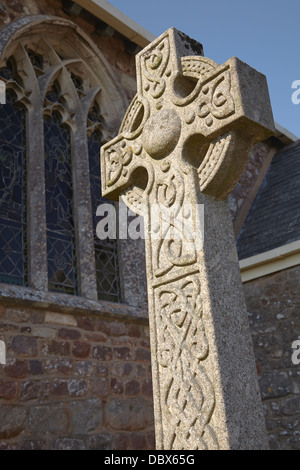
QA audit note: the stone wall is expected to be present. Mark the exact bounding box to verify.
[0,304,154,450]
[243,264,300,450]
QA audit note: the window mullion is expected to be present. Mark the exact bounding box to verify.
[27,107,48,291]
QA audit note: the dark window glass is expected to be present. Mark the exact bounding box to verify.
[0,57,23,85]
[0,90,27,285]
[26,49,44,72]
[88,130,121,302]
[44,113,78,295]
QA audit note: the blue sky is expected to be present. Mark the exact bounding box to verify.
[109,0,300,138]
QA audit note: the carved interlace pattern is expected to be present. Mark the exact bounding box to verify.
[151,173,218,450]
[157,276,218,450]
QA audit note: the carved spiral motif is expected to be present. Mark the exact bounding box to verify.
[142,36,170,99]
[105,140,133,187]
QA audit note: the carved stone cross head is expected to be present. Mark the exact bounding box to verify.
[101,27,274,205]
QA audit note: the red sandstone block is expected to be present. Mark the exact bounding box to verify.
[126,324,142,338]
[50,378,69,396]
[140,339,150,349]
[84,332,106,342]
[95,319,110,335]
[58,328,81,340]
[77,317,95,331]
[0,380,18,399]
[4,359,28,378]
[72,341,90,358]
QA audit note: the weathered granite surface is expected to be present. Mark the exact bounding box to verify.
[101,28,275,449]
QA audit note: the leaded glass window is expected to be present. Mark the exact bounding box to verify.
[88,130,121,302]
[44,113,78,295]
[0,90,27,285]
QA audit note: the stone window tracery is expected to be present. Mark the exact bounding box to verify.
[0,17,125,303]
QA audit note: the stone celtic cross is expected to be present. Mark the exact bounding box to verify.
[101,29,274,450]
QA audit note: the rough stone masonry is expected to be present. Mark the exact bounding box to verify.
[101,28,275,450]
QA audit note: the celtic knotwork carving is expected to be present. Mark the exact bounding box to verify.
[197,67,235,127]
[173,62,235,134]
[156,276,218,450]
[140,36,170,99]
[156,172,184,209]
[165,363,218,450]
[154,236,197,278]
[105,138,133,187]
[152,170,197,278]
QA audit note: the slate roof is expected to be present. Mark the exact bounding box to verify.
[237,140,300,260]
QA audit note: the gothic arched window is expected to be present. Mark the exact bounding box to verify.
[0,17,127,303]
